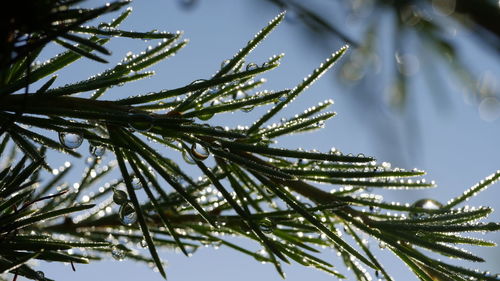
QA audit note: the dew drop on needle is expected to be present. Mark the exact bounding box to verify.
[59,132,83,149]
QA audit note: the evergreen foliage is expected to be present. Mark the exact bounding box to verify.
[0,1,499,280]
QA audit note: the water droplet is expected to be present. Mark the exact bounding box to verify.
[263,187,274,197]
[182,150,196,165]
[140,239,148,248]
[210,240,222,249]
[192,78,207,85]
[246,63,258,71]
[128,111,154,132]
[184,245,198,256]
[59,132,83,149]
[36,271,45,281]
[89,143,106,157]
[297,158,309,165]
[199,114,213,121]
[119,203,137,225]
[241,105,254,112]
[96,25,113,39]
[409,198,442,218]
[197,106,214,121]
[234,90,247,100]
[162,135,175,143]
[111,245,125,261]
[113,189,128,205]
[369,205,381,214]
[206,87,218,96]
[259,218,275,234]
[190,143,209,161]
[381,162,391,169]
[221,59,231,69]
[114,64,129,74]
[211,99,221,106]
[254,249,270,263]
[131,177,142,190]
[378,241,386,249]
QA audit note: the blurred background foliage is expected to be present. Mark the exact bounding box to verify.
[178,0,500,142]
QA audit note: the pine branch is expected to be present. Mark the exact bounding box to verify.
[0,2,498,281]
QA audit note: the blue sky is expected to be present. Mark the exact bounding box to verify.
[31,0,500,280]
